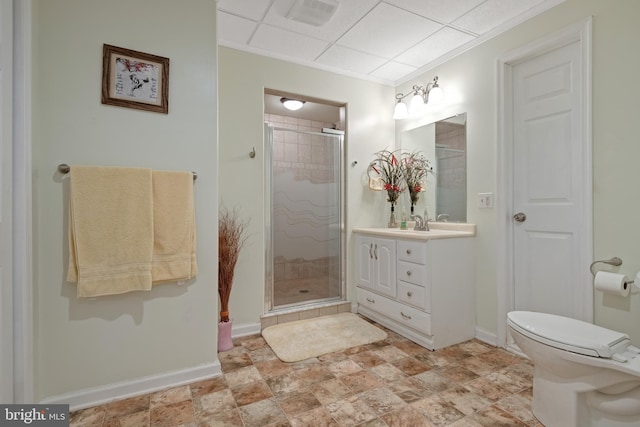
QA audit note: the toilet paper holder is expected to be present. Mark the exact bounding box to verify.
[590,257,623,276]
[590,257,639,293]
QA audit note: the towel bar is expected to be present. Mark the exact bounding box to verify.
[57,163,197,180]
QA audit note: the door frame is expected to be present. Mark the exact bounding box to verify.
[496,17,593,348]
[1,0,15,403]
[1,0,33,403]
[263,124,346,313]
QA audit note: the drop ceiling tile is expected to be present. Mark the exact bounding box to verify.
[395,27,476,67]
[249,25,329,61]
[370,61,418,82]
[216,0,565,84]
[263,0,379,42]
[218,12,258,46]
[385,0,487,24]
[337,2,442,59]
[218,0,272,21]
[453,0,545,34]
[316,45,388,75]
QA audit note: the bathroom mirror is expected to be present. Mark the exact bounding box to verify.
[400,113,467,222]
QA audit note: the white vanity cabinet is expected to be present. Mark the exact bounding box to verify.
[354,226,476,350]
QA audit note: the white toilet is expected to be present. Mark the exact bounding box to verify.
[507,311,640,427]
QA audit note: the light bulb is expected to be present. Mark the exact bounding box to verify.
[393,101,408,120]
[281,98,305,111]
[408,93,425,115]
[428,86,444,104]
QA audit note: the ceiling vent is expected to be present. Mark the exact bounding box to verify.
[286,0,340,27]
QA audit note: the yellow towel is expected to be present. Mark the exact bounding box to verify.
[151,170,197,284]
[67,166,154,297]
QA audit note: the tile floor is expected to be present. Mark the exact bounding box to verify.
[70,318,541,427]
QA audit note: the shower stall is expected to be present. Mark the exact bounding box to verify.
[264,124,345,312]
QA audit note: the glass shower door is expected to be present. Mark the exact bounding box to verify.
[265,124,344,311]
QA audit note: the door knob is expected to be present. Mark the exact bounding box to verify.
[513,212,527,222]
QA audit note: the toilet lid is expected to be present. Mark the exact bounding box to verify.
[507,311,629,358]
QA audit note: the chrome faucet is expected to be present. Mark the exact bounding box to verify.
[411,214,429,231]
[436,213,450,222]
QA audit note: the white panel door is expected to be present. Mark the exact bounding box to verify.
[512,40,588,320]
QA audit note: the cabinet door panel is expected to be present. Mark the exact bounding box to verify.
[357,236,375,289]
[374,238,396,297]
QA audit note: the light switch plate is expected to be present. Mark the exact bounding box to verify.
[478,192,494,209]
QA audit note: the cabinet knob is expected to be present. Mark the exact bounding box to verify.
[406,271,412,277]
[366,297,375,303]
[407,291,413,297]
[400,311,412,320]
[406,249,412,255]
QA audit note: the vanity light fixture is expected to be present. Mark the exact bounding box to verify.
[393,76,444,120]
[281,97,306,111]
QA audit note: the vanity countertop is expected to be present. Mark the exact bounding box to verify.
[353,222,476,240]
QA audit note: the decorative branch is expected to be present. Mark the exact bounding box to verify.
[218,207,249,323]
[402,150,433,207]
[371,149,405,204]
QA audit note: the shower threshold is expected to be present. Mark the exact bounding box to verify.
[260,300,352,331]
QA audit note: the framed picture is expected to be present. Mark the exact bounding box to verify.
[101,44,169,114]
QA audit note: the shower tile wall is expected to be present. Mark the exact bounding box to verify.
[266,114,340,306]
[435,121,466,222]
[266,115,335,184]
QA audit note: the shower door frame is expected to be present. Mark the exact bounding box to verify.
[264,123,346,313]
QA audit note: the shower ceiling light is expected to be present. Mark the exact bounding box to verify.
[281,98,306,111]
[393,76,445,120]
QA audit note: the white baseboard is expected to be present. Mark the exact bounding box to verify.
[475,326,499,347]
[232,322,261,338]
[40,362,222,412]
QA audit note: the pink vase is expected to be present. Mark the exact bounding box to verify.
[218,320,234,352]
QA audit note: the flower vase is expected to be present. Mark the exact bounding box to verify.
[218,320,234,352]
[388,203,397,228]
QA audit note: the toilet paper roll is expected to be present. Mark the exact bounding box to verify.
[594,271,630,297]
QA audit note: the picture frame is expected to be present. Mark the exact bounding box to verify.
[101,44,169,114]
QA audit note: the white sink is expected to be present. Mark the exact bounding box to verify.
[352,225,475,240]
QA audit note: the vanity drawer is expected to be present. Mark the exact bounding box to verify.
[357,287,432,335]
[394,303,431,335]
[397,240,427,264]
[358,287,382,307]
[398,280,430,312]
[397,260,427,286]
